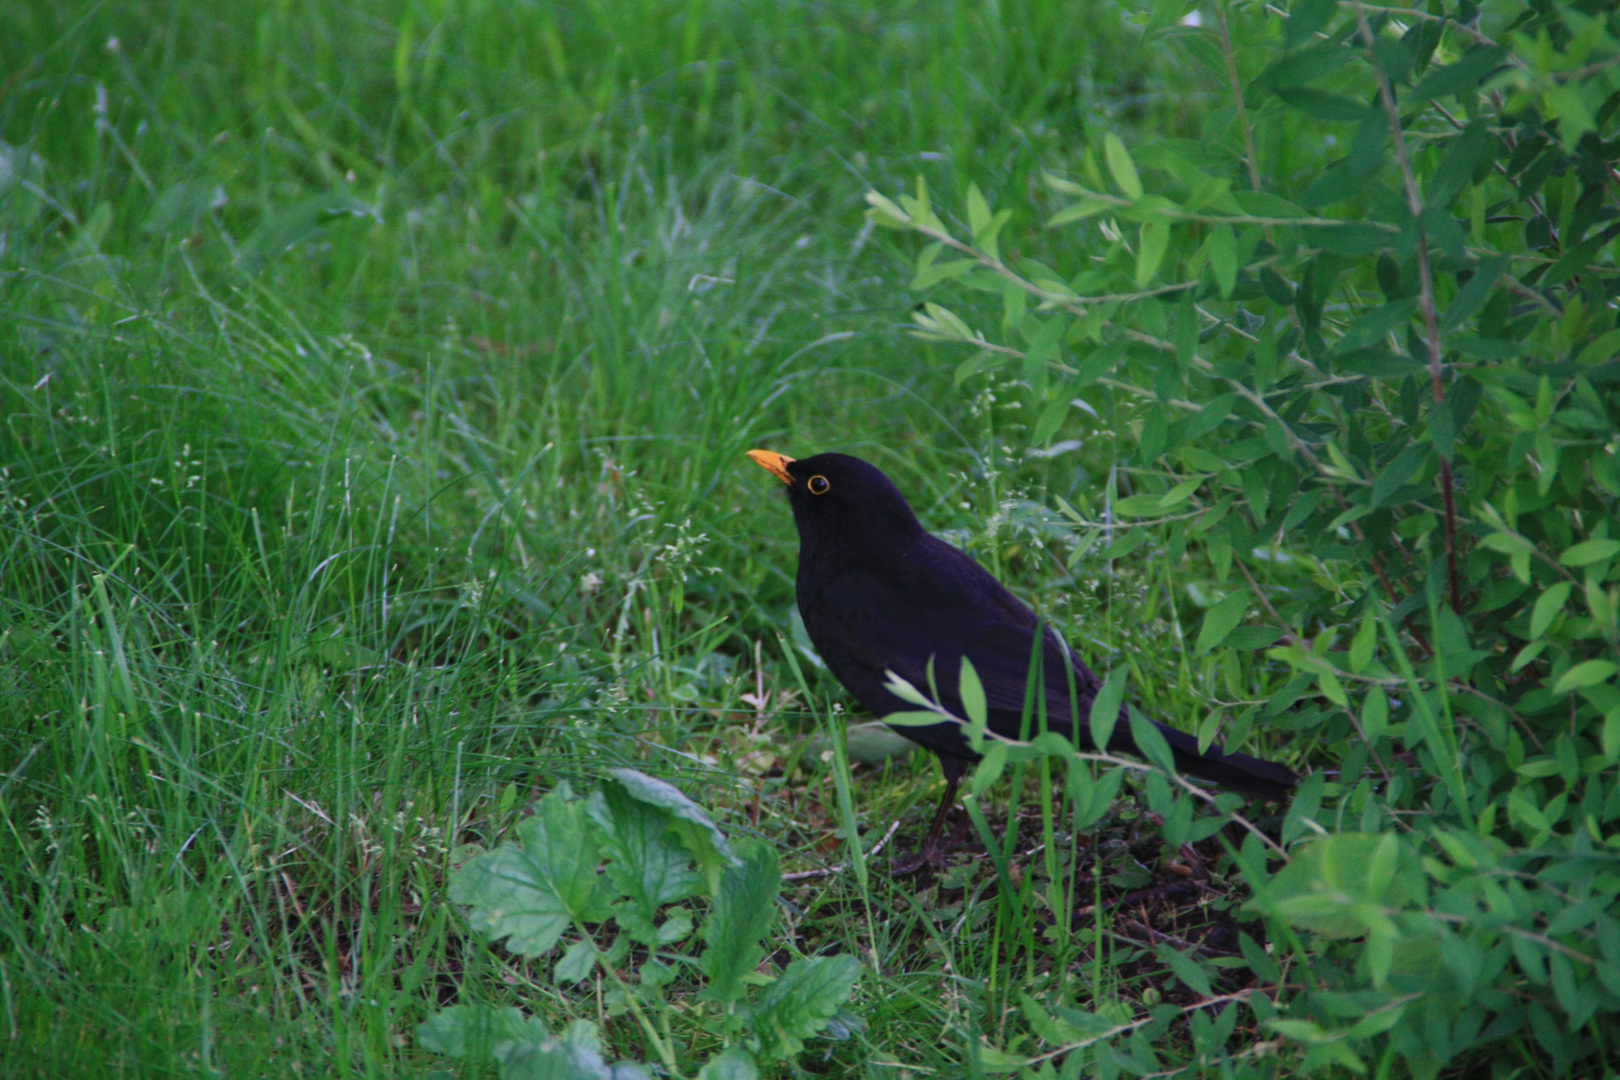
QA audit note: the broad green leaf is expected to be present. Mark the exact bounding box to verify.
[1104,133,1143,200]
[586,782,703,943]
[1530,582,1573,639]
[699,841,781,1005]
[742,955,862,1060]
[554,939,597,983]
[697,1047,761,1080]
[1553,660,1618,696]
[607,768,737,870]
[450,791,612,957]
[1196,590,1250,655]
[417,1005,549,1060]
[1089,668,1128,752]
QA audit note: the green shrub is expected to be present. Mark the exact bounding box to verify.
[868,0,1620,1073]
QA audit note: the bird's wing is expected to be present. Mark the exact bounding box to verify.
[801,535,1097,737]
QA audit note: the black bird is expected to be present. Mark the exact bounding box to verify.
[748,449,1298,871]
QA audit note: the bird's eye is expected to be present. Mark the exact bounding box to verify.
[807,475,830,495]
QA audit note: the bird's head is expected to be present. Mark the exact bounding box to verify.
[746,450,923,563]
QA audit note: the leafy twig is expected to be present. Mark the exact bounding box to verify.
[1353,0,1461,613]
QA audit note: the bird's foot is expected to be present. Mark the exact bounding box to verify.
[889,841,950,876]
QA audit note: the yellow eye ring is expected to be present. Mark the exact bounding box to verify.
[807,475,830,495]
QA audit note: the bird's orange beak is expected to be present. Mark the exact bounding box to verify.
[746,449,795,485]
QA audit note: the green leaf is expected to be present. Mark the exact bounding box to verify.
[1136,219,1171,287]
[697,1047,761,1080]
[1232,190,1308,219]
[1115,492,1169,516]
[1440,255,1509,335]
[1104,133,1143,200]
[1032,397,1070,446]
[449,790,611,957]
[864,190,911,228]
[1157,945,1214,998]
[959,655,987,728]
[699,840,781,1005]
[1362,685,1389,741]
[1049,195,1119,225]
[418,1004,549,1060]
[554,939,597,983]
[1274,87,1374,123]
[1578,328,1620,366]
[1186,393,1238,441]
[1553,660,1618,696]
[1089,668,1128,753]
[586,781,703,944]
[1370,442,1429,507]
[972,742,1009,794]
[1197,590,1250,655]
[1349,611,1377,673]
[1258,39,1352,88]
[742,955,862,1060]
[1342,298,1416,350]
[881,709,958,728]
[1406,46,1507,104]
[1309,222,1392,254]
[1209,225,1238,297]
[1560,539,1620,566]
[1128,708,1176,775]
[1284,0,1336,49]
[607,768,737,870]
[1531,582,1573,639]
[966,183,992,239]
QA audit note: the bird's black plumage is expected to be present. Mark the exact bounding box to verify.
[749,449,1297,867]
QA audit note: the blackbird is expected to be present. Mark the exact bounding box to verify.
[748,449,1298,871]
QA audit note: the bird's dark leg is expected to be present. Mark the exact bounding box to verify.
[892,756,967,876]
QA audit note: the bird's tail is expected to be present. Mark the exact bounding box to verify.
[1128,720,1299,801]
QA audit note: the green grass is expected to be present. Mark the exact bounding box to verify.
[1,1,1285,1075]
